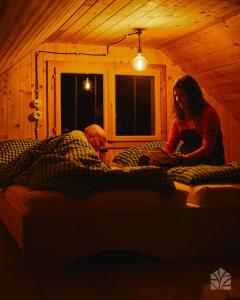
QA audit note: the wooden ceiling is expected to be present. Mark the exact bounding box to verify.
[0,0,240,119]
[47,0,240,47]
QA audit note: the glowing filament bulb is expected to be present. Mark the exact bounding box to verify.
[82,77,93,92]
[132,52,148,71]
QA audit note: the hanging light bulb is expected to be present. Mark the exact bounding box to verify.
[82,77,93,92]
[132,29,148,71]
[132,49,148,71]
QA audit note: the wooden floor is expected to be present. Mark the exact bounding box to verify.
[0,221,240,300]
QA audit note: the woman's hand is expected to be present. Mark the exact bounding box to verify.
[169,155,183,166]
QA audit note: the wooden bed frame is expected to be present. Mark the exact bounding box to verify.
[1,183,240,269]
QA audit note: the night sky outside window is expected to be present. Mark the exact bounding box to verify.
[115,75,155,136]
[61,73,103,133]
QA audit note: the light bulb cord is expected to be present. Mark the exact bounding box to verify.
[137,29,142,53]
[106,31,138,54]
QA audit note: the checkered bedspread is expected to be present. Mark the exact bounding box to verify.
[0,134,175,199]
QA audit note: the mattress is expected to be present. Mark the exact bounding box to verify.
[1,182,191,215]
[186,183,240,207]
[1,182,240,269]
[0,182,192,269]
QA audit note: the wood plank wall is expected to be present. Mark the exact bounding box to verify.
[0,42,239,162]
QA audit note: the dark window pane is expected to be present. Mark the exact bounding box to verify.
[115,75,154,136]
[61,74,76,131]
[61,73,103,133]
[116,76,134,135]
[136,76,151,135]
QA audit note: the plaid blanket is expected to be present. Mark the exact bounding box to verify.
[0,139,39,164]
[0,134,175,199]
[168,164,240,185]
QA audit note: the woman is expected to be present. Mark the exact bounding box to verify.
[142,75,225,166]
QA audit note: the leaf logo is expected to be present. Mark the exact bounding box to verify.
[210,267,231,290]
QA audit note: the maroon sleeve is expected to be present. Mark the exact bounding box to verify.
[162,118,180,155]
[184,108,220,160]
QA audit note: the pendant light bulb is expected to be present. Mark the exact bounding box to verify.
[132,29,148,71]
[82,77,93,92]
[132,50,148,71]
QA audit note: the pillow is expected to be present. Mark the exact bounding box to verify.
[0,139,40,164]
[113,140,180,167]
[168,164,240,185]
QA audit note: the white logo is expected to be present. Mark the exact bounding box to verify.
[210,267,231,290]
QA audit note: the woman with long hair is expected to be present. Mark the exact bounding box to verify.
[140,75,225,166]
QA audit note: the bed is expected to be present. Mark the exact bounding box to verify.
[0,136,240,269]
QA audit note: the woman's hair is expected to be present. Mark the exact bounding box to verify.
[173,75,208,120]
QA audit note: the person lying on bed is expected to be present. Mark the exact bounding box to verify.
[69,124,106,155]
[140,75,225,167]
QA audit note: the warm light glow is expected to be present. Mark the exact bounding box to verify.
[82,77,93,92]
[132,52,148,71]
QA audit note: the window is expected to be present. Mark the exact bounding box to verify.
[108,67,161,141]
[52,62,163,141]
[61,73,103,132]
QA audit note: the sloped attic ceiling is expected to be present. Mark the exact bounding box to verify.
[0,0,240,120]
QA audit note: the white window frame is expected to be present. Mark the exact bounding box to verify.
[52,61,108,136]
[108,65,161,141]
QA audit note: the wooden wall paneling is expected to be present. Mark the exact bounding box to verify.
[30,51,36,139]
[223,101,240,122]
[220,104,240,162]
[8,65,20,139]
[34,45,45,139]
[220,107,231,162]
[40,45,52,138]
[165,56,175,136]
[118,46,133,64]
[205,92,240,162]
[65,43,78,62]
[42,43,54,137]
[0,78,3,136]
[230,115,240,161]
[19,54,33,139]
[81,44,107,64]
[47,61,57,137]
[54,44,66,136]
[54,43,66,62]
[156,51,172,137]
[103,61,110,136]
[0,72,8,139]
[106,63,115,140]
[159,64,167,141]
